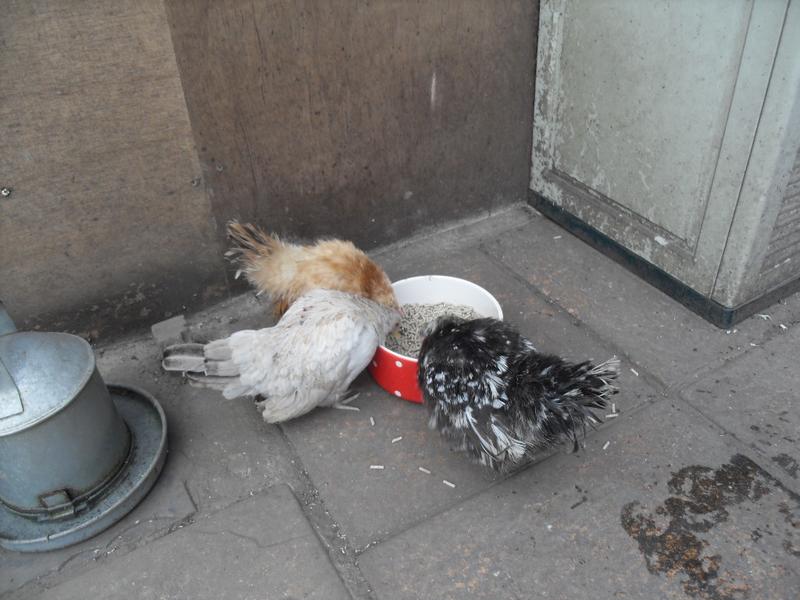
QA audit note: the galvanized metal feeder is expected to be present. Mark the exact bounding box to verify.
[0,303,167,552]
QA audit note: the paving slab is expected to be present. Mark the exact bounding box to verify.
[481,214,800,389]
[282,246,659,549]
[0,454,196,597]
[1,296,301,597]
[682,324,800,495]
[94,309,299,515]
[359,400,800,600]
[31,485,350,600]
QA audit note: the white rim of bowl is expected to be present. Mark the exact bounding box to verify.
[378,275,504,362]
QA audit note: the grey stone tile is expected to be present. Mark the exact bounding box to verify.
[682,325,800,495]
[150,314,187,347]
[0,457,196,597]
[95,325,299,515]
[282,248,659,549]
[34,485,349,600]
[0,306,305,596]
[359,401,800,600]
[481,215,800,388]
[0,400,196,595]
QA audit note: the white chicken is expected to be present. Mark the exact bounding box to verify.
[162,288,399,422]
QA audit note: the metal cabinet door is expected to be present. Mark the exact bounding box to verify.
[530,0,790,297]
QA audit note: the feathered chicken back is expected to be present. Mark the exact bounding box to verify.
[163,289,400,423]
[418,316,618,470]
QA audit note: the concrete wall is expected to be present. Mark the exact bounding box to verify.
[0,0,538,340]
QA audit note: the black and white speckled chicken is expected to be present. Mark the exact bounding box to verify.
[417,316,619,470]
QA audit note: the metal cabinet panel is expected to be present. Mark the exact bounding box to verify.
[531,0,800,320]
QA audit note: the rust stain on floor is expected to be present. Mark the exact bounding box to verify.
[621,454,800,600]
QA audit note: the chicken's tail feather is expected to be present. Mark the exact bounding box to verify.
[224,221,301,316]
[225,221,283,277]
[515,354,619,453]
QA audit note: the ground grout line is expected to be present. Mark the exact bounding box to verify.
[667,310,799,398]
[477,242,800,478]
[477,226,800,401]
[356,396,653,557]
[666,342,758,396]
[673,389,800,497]
[477,244,669,397]
[355,473,515,555]
[276,426,377,600]
[1,509,199,600]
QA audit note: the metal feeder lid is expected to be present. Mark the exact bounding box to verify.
[0,332,95,435]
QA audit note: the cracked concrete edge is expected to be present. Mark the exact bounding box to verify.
[4,482,355,600]
[275,427,379,600]
[2,498,198,600]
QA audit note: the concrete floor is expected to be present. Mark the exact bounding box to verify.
[2,204,799,599]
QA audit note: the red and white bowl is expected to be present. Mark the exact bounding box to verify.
[368,275,503,403]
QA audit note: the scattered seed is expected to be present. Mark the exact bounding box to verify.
[602,441,610,451]
[335,404,360,412]
[749,343,758,347]
[606,413,619,419]
[611,403,616,413]
[369,417,375,426]
[391,436,403,444]
[757,314,772,320]
[418,467,431,474]
[553,235,562,240]
[779,324,788,330]
[442,479,456,488]
[630,368,639,376]
[369,465,385,470]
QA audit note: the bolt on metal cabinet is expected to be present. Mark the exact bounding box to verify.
[529,0,800,327]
